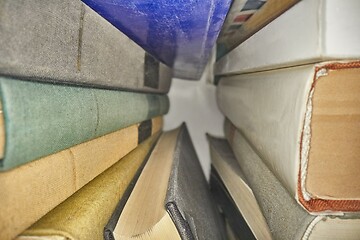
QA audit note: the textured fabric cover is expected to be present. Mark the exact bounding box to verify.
[18,134,160,240]
[0,119,162,240]
[103,120,155,240]
[224,120,314,240]
[165,124,226,240]
[0,0,172,93]
[0,77,169,170]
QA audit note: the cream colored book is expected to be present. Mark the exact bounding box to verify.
[208,135,272,240]
[216,0,360,76]
[0,117,162,240]
[110,124,225,240]
[218,61,360,213]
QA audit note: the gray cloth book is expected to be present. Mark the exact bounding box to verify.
[0,0,172,93]
[108,124,226,240]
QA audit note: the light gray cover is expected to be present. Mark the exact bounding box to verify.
[165,124,226,240]
[224,119,314,240]
[0,0,172,93]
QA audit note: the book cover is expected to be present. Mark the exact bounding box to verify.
[108,124,226,240]
[0,77,169,171]
[16,133,160,240]
[0,0,172,93]
[216,0,360,75]
[81,0,231,80]
[225,126,360,240]
[208,135,272,240]
[218,62,360,213]
[0,118,162,240]
[217,0,299,58]
[210,169,257,240]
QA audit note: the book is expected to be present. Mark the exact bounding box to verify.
[16,132,160,240]
[225,126,360,240]
[82,0,232,80]
[218,62,360,213]
[0,0,172,93]
[217,0,299,59]
[0,118,162,240]
[107,124,226,240]
[0,76,169,171]
[208,134,272,240]
[210,169,256,240]
[215,0,360,76]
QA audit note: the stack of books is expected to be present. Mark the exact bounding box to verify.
[0,1,226,239]
[0,0,171,239]
[212,0,360,239]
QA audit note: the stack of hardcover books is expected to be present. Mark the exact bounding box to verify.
[0,1,172,239]
[0,1,225,239]
[212,0,360,239]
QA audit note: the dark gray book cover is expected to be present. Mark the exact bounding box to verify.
[0,0,172,93]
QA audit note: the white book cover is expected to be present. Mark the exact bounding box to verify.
[215,0,360,75]
[217,61,360,214]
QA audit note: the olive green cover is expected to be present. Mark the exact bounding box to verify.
[18,134,159,240]
[0,77,169,171]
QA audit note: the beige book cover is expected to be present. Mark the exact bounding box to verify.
[17,133,160,240]
[111,124,225,240]
[218,61,360,213]
[0,117,162,240]
[208,135,272,239]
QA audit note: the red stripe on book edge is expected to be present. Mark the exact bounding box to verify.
[297,61,360,213]
[233,13,253,23]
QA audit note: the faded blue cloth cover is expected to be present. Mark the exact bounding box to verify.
[0,77,169,171]
[82,0,231,79]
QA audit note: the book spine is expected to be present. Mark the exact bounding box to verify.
[215,0,360,75]
[18,132,160,240]
[0,119,162,240]
[165,124,226,240]
[224,120,314,240]
[0,77,169,170]
[217,65,313,197]
[0,0,172,93]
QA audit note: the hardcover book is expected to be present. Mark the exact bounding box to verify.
[218,62,360,213]
[216,0,299,59]
[208,135,272,240]
[225,125,360,240]
[0,77,169,171]
[17,134,160,240]
[216,0,360,75]
[0,0,172,93]
[107,124,225,240]
[0,118,162,240]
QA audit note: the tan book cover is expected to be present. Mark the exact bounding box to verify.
[17,133,160,240]
[0,117,162,240]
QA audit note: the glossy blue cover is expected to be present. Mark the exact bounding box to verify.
[82,0,231,79]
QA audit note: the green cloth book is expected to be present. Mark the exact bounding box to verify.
[0,77,169,171]
[0,119,162,240]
